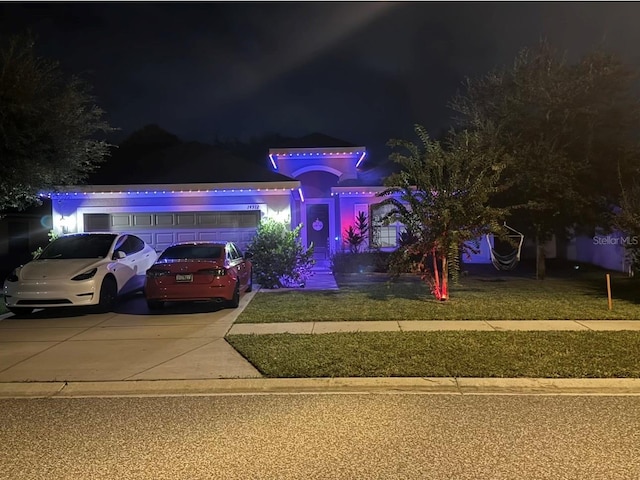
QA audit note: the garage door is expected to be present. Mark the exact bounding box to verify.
[84,211,261,253]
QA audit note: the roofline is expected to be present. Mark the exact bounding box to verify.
[331,186,388,193]
[268,146,366,155]
[42,181,301,195]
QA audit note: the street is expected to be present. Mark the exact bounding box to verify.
[1,393,639,479]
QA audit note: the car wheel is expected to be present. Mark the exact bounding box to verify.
[228,280,240,308]
[147,300,164,310]
[7,307,34,317]
[246,268,253,293]
[96,276,118,313]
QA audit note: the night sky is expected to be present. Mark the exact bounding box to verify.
[2,2,640,164]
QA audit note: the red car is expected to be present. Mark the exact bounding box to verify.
[144,241,253,310]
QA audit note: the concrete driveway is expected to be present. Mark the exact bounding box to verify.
[0,291,261,382]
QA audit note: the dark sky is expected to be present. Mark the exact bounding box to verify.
[2,2,640,163]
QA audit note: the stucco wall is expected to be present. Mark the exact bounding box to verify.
[568,232,632,273]
[50,190,296,235]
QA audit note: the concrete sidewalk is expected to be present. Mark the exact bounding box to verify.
[228,319,640,335]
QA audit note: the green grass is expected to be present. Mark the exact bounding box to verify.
[237,270,640,323]
[226,331,640,378]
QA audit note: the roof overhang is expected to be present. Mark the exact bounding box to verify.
[41,181,302,198]
[331,186,390,197]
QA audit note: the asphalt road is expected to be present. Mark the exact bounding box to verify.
[1,393,639,480]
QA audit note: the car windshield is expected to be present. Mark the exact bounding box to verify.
[159,245,223,261]
[38,234,118,259]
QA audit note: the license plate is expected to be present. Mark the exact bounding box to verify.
[176,274,193,282]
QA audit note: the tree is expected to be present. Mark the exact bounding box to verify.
[379,125,507,301]
[450,40,640,279]
[0,34,115,212]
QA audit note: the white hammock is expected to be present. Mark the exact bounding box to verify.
[486,224,524,271]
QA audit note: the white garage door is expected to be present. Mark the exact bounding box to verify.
[83,211,261,254]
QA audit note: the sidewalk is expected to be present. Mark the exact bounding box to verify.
[228,319,640,335]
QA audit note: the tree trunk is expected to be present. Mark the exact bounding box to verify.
[440,255,449,301]
[432,250,441,299]
[536,238,546,280]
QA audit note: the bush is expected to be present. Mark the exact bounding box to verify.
[343,211,369,253]
[331,251,392,274]
[31,229,59,259]
[248,219,314,288]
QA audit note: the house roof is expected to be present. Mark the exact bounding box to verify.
[87,126,370,186]
[267,132,357,149]
[88,126,291,185]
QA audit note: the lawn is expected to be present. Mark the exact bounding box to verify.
[236,267,640,323]
[226,330,640,378]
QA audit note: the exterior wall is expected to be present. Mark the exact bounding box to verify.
[272,148,364,255]
[336,193,380,252]
[567,232,633,273]
[333,189,493,263]
[297,171,340,198]
[463,237,493,264]
[269,147,365,182]
[49,186,298,237]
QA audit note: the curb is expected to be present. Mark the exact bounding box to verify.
[1,377,639,398]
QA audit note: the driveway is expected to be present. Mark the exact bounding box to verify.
[0,291,261,382]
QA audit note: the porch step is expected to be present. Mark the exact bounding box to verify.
[312,259,332,272]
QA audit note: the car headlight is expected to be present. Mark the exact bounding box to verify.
[71,268,98,281]
[5,268,19,282]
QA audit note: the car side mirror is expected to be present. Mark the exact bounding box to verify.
[113,250,126,260]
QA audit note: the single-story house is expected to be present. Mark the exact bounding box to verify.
[41,143,491,265]
[0,129,631,275]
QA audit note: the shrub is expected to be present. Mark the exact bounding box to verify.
[31,229,59,259]
[343,211,369,253]
[331,251,392,274]
[248,219,314,288]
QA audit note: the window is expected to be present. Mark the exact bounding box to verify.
[121,235,145,255]
[229,242,243,258]
[370,203,403,248]
[226,243,241,261]
[159,245,223,260]
[40,234,117,259]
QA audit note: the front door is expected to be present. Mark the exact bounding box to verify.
[306,204,329,260]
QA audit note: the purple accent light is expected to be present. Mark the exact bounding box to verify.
[41,187,296,198]
[298,187,305,202]
[356,151,366,168]
[269,154,278,170]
